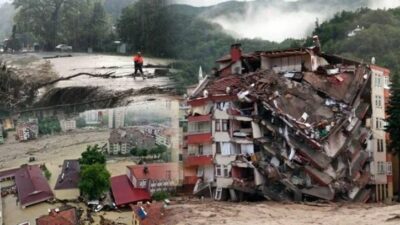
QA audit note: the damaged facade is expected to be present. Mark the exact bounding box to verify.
[183,39,393,202]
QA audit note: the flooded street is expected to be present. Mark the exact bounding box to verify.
[0,130,135,225]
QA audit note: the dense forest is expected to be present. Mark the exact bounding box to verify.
[11,0,113,51]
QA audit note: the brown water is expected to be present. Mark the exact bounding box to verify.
[47,53,173,91]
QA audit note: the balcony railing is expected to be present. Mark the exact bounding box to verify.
[186,128,212,135]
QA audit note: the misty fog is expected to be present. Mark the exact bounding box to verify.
[184,0,400,41]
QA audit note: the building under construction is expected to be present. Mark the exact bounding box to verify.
[182,37,393,202]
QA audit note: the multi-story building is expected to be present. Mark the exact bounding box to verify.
[184,41,394,202]
[108,128,156,155]
[369,65,393,201]
[108,107,126,128]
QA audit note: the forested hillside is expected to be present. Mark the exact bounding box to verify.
[313,8,400,76]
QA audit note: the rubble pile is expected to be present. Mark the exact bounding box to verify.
[186,41,381,202]
[235,65,372,202]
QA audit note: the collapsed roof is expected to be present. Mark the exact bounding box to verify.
[188,43,379,202]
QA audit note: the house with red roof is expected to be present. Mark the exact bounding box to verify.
[36,207,78,225]
[126,163,180,194]
[131,202,166,225]
[15,165,54,208]
[110,175,151,207]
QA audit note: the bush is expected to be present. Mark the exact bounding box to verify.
[41,165,52,180]
[152,191,169,201]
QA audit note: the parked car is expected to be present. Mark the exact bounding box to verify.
[55,44,72,52]
[94,204,104,212]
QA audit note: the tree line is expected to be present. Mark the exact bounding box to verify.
[10,0,112,51]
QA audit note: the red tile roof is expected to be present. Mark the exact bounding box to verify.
[206,75,241,96]
[131,202,166,225]
[184,155,213,167]
[187,133,212,145]
[15,165,54,207]
[0,167,19,180]
[110,175,151,206]
[127,163,179,181]
[36,207,78,225]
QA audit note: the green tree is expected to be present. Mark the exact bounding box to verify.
[130,147,138,156]
[79,163,110,200]
[79,144,106,165]
[137,148,148,159]
[386,75,400,201]
[149,145,167,159]
[38,117,61,135]
[152,191,169,201]
[13,0,111,51]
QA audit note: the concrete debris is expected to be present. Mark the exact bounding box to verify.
[184,41,391,203]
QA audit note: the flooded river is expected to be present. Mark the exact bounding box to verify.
[42,53,174,91]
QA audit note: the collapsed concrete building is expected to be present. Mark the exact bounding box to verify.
[183,38,393,202]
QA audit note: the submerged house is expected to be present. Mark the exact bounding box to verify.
[183,39,393,202]
[16,120,39,141]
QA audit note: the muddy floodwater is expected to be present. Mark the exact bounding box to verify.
[47,53,173,91]
[3,52,174,91]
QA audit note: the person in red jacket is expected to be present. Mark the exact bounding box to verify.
[133,52,145,80]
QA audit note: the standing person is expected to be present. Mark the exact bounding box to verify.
[133,52,145,80]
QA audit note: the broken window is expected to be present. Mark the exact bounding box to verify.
[377,139,384,152]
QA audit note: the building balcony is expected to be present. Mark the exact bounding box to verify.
[186,128,212,136]
[184,155,213,167]
[188,115,212,123]
[187,133,212,145]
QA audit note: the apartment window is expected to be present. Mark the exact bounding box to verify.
[375,95,382,108]
[222,120,229,131]
[375,76,382,88]
[216,142,221,154]
[215,120,221,131]
[215,165,222,176]
[377,139,384,152]
[215,187,222,200]
[384,76,390,89]
[377,161,386,175]
[198,145,203,155]
[376,118,386,130]
[223,166,229,177]
[215,165,230,177]
[387,162,393,175]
